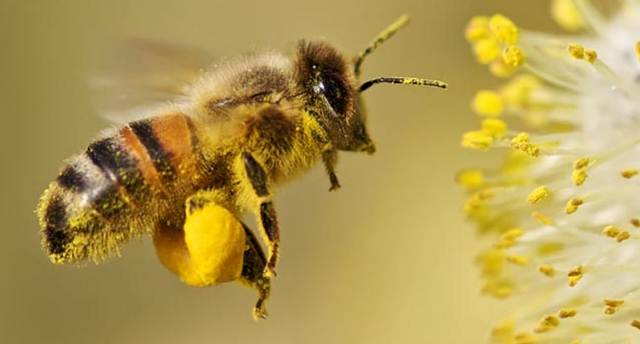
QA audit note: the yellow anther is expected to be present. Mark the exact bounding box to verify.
[568,43,585,59]
[631,218,640,227]
[604,299,625,307]
[616,231,631,243]
[534,315,560,333]
[489,14,519,45]
[551,0,586,31]
[472,90,504,116]
[503,45,526,67]
[500,74,539,107]
[506,255,529,265]
[631,320,640,330]
[565,198,583,214]
[481,118,508,138]
[510,132,540,157]
[489,59,517,78]
[465,16,491,42]
[491,318,515,341]
[568,266,583,287]
[474,38,501,64]
[584,49,597,63]
[495,228,524,249]
[604,299,624,315]
[572,169,588,186]
[511,132,529,144]
[635,41,640,61]
[539,264,556,277]
[501,227,524,242]
[558,308,577,318]
[602,225,621,238]
[621,169,638,179]
[573,157,590,169]
[527,185,551,204]
[462,130,494,150]
[532,211,554,225]
[456,169,485,190]
[514,333,536,344]
[479,249,506,276]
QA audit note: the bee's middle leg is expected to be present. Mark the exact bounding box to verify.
[242,152,280,277]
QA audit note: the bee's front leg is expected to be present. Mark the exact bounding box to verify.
[242,152,280,278]
[322,147,341,191]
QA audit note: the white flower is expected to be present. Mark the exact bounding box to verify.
[460,1,640,343]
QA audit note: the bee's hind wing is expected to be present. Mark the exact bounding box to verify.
[88,38,213,124]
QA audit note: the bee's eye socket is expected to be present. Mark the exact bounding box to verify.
[317,74,348,116]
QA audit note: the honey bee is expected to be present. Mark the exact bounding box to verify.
[36,15,447,319]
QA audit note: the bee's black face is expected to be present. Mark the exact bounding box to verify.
[295,40,375,153]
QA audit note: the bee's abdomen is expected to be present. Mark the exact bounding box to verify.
[38,113,200,264]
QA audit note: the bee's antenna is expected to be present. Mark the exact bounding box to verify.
[359,77,448,92]
[354,14,410,77]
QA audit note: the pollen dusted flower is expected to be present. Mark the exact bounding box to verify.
[459,1,640,342]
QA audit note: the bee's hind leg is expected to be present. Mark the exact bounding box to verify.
[241,152,280,278]
[238,222,271,320]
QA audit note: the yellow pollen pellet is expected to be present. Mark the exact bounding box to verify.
[462,130,494,150]
[551,0,585,31]
[572,169,587,186]
[532,211,554,225]
[616,231,631,243]
[621,169,638,179]
[631,218,640,227]
[503,45,525,67]
[539,264,556,277]
[568,44,585,59]
[506,255,529,265]
[489,14,519,45]
[558,308,577,318]
[631,320,640,330]
[472,90,504,116]
[568,266,583,287]
[565,198,583,214]
[573,157,590,169]
[527,186,551,204]
[602,225,621,238]
[465,16,491,42]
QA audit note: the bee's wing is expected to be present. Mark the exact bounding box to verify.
[89,39,213,123]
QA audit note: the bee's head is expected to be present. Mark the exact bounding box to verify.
[294,15,447,154]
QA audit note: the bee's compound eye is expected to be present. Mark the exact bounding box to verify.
[320,75,348,116]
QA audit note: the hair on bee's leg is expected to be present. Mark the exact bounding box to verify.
[322,147,341,191]
[238,222,271,320]
[242,152,280,278]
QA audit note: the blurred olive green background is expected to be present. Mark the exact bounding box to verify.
[0,1,557,343]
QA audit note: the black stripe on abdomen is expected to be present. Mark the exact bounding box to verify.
[43,195,71,255]
[86,137,149,208]
[57,165,89,192]
[129,120,175,182]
